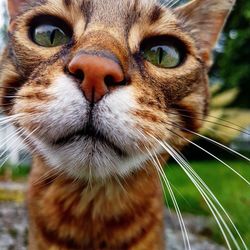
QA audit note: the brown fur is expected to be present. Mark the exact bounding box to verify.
[0,0,235,249]
[28,156,165,250]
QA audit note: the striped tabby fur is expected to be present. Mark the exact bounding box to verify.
[0,0,235,249]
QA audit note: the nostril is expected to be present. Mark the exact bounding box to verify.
[104,75,127,87]
[68,68,84,82]
[66,65,85,82]
[74,70,85,82]
[104,75,115,87]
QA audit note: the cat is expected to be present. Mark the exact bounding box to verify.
[0,0,236,249]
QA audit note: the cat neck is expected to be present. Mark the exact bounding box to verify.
[27,155,166,249]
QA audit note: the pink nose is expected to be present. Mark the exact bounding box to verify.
[68,54,125,103]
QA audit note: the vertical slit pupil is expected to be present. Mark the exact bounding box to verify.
[50,29,57,45]
[158,47,164,64]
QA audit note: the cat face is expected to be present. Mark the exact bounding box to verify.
[0,0,235,179]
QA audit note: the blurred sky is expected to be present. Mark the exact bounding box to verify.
[0,0,6,51]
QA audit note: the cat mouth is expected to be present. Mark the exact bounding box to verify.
[50,123,128,158]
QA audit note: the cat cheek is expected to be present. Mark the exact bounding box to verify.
[32,76,88,138]
[11,75,84,136]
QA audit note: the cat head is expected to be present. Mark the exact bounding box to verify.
[0,0,235,179]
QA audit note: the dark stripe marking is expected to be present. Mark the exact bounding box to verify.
[63,0,71,7]
[149,5,163,23]
[38,221,82,249]
[81,0,93,29]
[172,103,200,132]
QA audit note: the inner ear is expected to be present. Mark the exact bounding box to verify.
[174,0,236,66]
[7,0,26,21]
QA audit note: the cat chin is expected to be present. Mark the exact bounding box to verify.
[31,136,154,180]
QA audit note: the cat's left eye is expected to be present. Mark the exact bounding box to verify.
[140,36,185,69]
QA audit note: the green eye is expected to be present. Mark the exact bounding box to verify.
[141,37,184,68]
[32,24,70,47]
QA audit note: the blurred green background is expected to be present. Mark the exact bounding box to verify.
[0,0,250,248]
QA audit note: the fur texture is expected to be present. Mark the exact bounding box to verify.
[0,0,235,249]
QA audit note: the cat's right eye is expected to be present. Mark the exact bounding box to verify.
[29,16,72,48]
[32,24,70,47]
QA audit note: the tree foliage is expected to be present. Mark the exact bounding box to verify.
[215,0,250,108]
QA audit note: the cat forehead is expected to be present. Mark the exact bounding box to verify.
[56,0,160,10]
[23,0,171,24]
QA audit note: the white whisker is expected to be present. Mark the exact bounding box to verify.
[168,0,181,8]
[176,131,250,186]
[160,0,181,8]
[0,130,27,169]
[171,108,250,136]
[0,128,24,159]
[156,138,234,249]
[148,134,247,249]
[0,114,22,125]
[174,124,250,163]
[0,127,39,168]
[144,144,191,250]
[32,166,64,187]
[0,123,16,133]
[169,110,250,136]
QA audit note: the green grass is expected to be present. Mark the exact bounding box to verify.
[164,160,250,247]
[0,163,30,180]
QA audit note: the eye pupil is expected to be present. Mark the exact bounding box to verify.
[50,29,56,45]
[158,47,164,64]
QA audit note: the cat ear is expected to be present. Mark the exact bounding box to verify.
[7,0,26,20]
[174,0,236,66]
